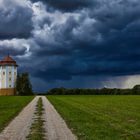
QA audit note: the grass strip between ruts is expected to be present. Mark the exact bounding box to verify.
[27,97,45,140]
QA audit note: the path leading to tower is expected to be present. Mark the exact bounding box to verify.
[0,96,39,140]
[42,96,77,140]
[0,96,77,140]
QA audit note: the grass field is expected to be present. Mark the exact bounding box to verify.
[47,95,140,140]
[0,96,34,132]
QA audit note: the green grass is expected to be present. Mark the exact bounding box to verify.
[47,95,140,140]
[0,96,34,132]
[27,97,45,140]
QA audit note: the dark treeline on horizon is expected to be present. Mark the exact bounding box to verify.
[46,85,140,95]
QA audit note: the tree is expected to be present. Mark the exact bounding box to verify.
[133,85,140,95]
[16,73,33,95]
[16,74,21,95]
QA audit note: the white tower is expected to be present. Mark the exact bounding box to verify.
[0,55,18,95]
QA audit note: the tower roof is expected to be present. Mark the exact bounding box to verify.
[0,55,18,66]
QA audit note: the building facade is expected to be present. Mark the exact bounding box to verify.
[0,55,18,95]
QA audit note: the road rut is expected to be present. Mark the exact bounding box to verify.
[0,96,39,140]
[42,96,77,140]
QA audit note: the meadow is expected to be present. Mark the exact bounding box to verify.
[0,96,34,131]
[47,95,140,140]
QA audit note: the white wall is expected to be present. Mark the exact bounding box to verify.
[0,65,17,89]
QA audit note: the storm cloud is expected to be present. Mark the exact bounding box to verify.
[0,0,140,91]
[31,0,94,11]
[0,0,33,39]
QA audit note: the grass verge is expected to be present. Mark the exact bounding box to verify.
[47,95,140,140]
[0,96,34,132]
[27,97,45,140]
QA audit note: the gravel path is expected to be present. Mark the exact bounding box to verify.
[0,96,39,140]
[0,96,77,140]
[42,96,77,140]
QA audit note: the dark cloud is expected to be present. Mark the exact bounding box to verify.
[1,0,140,91]
[31,0,94,11]
[0,0,33,39]
[32,75,126,92]
[29,0,140,83]
[0,47,26,56]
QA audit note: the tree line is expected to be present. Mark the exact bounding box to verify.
[15,72,140,95]
[47,85,140,95]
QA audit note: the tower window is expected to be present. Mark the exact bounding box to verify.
[9,85,11,88]
[3,72,5,75]
[9,77,11,81]
[9,71,11,75]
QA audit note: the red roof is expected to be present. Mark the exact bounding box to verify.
[0,55,18,66]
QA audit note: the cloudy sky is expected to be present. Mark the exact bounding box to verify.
[0,0,140,91]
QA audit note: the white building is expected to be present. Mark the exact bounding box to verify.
[0,55,18,95]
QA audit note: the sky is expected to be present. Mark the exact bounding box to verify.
[0,0,140,92]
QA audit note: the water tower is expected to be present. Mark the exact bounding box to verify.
[0,55,18,95]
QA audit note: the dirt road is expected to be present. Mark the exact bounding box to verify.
[0,96,77,140]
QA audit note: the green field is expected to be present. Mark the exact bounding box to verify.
[47,95,140,140]
[0,96,34,131]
